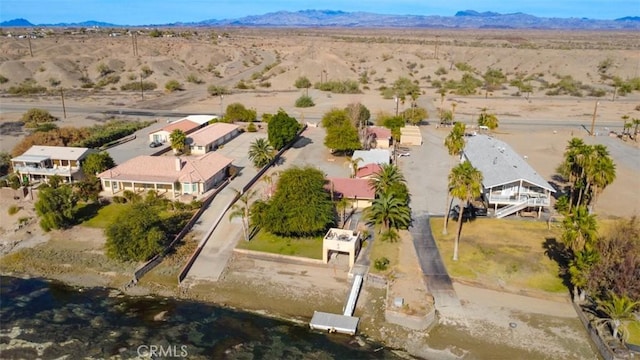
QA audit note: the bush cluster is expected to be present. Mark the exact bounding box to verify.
[314,80,361,94]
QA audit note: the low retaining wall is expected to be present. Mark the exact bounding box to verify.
[572,301,627,360]
[233,248,325,266]
[385,307,438,331]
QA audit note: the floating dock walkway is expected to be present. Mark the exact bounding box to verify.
[309,274,363,335]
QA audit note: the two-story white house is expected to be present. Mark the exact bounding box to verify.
[462,135,556,218]
[11,145,94,183]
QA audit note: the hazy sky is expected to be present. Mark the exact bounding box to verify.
[1,0,638,24]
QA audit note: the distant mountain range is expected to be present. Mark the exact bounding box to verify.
[2,10,640,30]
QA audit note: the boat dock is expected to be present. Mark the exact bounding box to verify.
[309,273,363,335]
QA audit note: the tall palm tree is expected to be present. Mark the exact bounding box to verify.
[448,161,483,261]
[557,138,586,210]
[597,292,640,340]
[561,205,598,253]
[575,144,595,207]
[568,248,599,302]
[443,122,466,234]
[335,197,350,228]
[344,157,363,178]
[368,163,406,196]
[229,188,258,241]
[586,145,616,211]
[248,138,275,168]
[365,192,411,236]
[632,118,640,140]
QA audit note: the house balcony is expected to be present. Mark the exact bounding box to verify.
[13,165,78,177]
[488,192,550,207]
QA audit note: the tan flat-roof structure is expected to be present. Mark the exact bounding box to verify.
[187,123,240,155]
[400,125,422,146]
[323,228,361,269]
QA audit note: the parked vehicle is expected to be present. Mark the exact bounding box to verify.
[149,141,162,148]
[398,152,410,157]
[449,204,487,220]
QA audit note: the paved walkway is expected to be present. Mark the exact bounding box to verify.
[401,124,466,325]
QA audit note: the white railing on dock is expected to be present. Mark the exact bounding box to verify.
[343,274,363,316]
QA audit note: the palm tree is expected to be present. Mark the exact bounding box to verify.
[575,144,596,207]
[568,248,599,302]
[448,161,483,261]
[477,108,499,130]
[586,145,616,211]
[344,157,363,178]
[229,188,258,241]
[365,192,411,236]
[443,122,466,234]
[335,197,350,228]
[169,129,187,154]
[248,138,275,168]
[260,170,279,199]
[561,205,598,253]
[597,292,640,340]
[368,163,406,196]
[633,118,640,140]
[557,138,586,210]
[440,109,453,126]
[621,115,630,136]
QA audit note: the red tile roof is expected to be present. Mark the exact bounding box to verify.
[356,163,382,178]
[326,177,375,200]
[98,153,233,184]
[150,119,200,135]
[367,126,391,139]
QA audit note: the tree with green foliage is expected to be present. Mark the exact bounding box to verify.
[207,85,230,96]
[248,138,275,168]
[569,247,599,302]
[382,77,420,103]
[321,108,349,129]
[324,121,361,154]
[344,157,363,178]
[267,110,300,150]
[21,108,58,128]
[105,202,166,261]
[169,129,187,154]
[224,103,257,123]
[35,183,78,232]
[82,152,115,177]
[369,163,406,197]
[0,151,11,176]
[401,106,428,125]
[477,108,499,130]
[74,177,102,203]
[483,68,507,96]
[448,161,483,261]
[380,116,405,141]
[253,166,333,237]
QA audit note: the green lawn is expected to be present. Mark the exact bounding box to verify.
[430,217,568,294]
[80,203,127,228]
[625,320,640,345]
[236,229,324,259]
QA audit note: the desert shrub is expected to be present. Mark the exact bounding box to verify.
[262,113,273,123]
[72,120,153,148]
[545,75,583,96]
[95,75,120,88]
[165,80,183,92]
[8,79,46,95]
[314,79,361,94]
[246,121,257,132]
[97,63,113,77]
[140,65,153,78]
[455,62,474,72]
[186,74,203,84]
[235,80,254,89]
[294,76,312,89]
[0,74,8,84]
[0,180,7,188]
[435,66,448,75]
[588,88,607,97]
[149,29,162,37]
[295,95,315,108]
[8,205,20,216]
[21,108,58,128]
[48,78,61,87]
[374,257,390,271]
[207,85,230,96]
[258,81,271,88]
[33,123,59,132]
[120,81,156,91]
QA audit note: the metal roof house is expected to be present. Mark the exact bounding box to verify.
[11,145,94,183]
[462,135,555,218]
[352,149,391,167]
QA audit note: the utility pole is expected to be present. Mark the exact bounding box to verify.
[27,35,33,57]
[140,74,144,100]
[220,95,224,117]
[394,96,399,117]
[60,89,66,118]
[590,101,600,136]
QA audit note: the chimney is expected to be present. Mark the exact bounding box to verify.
[175,157,182,171]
